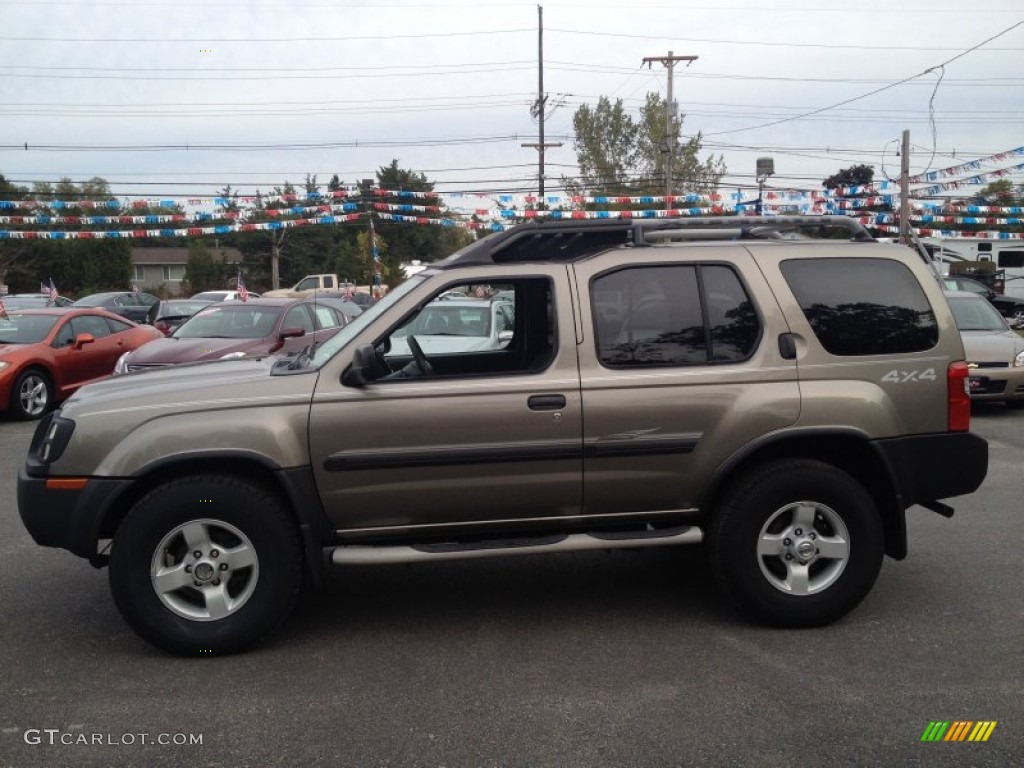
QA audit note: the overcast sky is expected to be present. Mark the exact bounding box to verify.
[1,0,1022,204]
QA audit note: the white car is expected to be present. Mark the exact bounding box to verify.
[388,298,514,357]
[190,290,262,302]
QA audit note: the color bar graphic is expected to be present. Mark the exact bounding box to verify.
[921,721,996,742]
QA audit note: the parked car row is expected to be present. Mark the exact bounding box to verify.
[1,296,362,419]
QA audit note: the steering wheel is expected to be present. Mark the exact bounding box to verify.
[407,335,435,376]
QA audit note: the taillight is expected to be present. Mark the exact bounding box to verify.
[947,361,971,432]
[155,320,170,336]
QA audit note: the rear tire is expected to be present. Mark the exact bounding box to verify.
[109,474,303,655]
[708,459,884,628]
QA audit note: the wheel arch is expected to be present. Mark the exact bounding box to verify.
[698,428,908,560]
[90,452,331,585]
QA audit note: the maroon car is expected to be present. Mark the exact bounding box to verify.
[0,308,162,419]
[113,298,346,374]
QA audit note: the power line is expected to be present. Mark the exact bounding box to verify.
[548,28,1020,52]
[703,19,1024,137]
[0,29,532,42]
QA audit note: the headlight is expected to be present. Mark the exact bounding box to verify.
[1015,350,1024,368]
[113,351,131,375]
[220,351,247,360]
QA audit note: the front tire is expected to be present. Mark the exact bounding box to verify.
[708,459,884,628]
[109,475,303,655]
[11,368,51,420]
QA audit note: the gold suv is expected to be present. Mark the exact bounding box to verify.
[19,217,989,655]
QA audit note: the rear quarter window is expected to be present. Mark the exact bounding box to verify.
[780,257,938,355]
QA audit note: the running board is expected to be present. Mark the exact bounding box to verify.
[329,526,703,566]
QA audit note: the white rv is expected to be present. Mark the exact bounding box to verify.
[921,237,1024,299]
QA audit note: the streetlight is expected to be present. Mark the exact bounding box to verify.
[756,157,775,215]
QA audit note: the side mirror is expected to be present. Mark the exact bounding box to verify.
[278,327,306,340]
[72,333,95,350]
[342,344,382,388]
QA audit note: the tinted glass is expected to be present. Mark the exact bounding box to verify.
[283,306,315,333]
[781,258,938,355]
[594,266,706,366]
[52,320,75,347]
[703,265,760,362]
[71,314,112,339]
[106,317,134,334]
[997,251,1024,269]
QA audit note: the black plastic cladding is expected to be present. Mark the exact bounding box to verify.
[434,216,875,269]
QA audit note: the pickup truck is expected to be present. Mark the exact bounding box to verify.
[262,274,346,299]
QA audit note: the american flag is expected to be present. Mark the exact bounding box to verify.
[43,278,58,304]
[237,269,249,302]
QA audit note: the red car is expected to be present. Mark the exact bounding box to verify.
[0,307,162,419]
[113,298,347,374]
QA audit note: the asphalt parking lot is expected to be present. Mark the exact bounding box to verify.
[0,406,1021,767]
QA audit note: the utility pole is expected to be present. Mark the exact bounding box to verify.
[899,129,911,244]
[642,51,698,197]
[522,5,561,200]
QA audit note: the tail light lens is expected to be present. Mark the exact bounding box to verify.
[947,361,971,432]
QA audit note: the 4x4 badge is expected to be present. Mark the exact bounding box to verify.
[881,368,937,383]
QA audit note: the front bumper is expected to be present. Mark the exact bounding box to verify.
[18,468,133,559]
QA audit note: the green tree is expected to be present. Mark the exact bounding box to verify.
[635,92,724,195]
[0,174,133,296]
[182,239,223,294]
[972,179,1022,206]
[566,93,724,197]
[568,96,638,195]
[372,160,475,274]
[822,164,874,190]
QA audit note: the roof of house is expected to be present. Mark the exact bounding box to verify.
[131,247,243,265]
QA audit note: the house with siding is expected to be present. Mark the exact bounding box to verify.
[131,246,243,296]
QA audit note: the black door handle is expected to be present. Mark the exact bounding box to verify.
[778,333,797,360]
[528,394,566,410]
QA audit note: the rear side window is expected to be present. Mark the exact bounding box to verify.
[781,258,937,355]
[592,264,759,367]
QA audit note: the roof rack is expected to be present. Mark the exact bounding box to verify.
[436,215,875,267]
